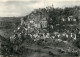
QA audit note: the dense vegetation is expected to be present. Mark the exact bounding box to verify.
[48,6,80,31]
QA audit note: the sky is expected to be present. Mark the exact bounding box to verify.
[0,0,80,17]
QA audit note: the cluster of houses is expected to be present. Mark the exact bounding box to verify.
[9,7,80,45]
[61,16,77,22]
[16,15,78,43]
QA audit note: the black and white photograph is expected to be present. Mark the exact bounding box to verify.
[1,0,80,57]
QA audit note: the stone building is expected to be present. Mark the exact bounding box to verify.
[40,18,47,29]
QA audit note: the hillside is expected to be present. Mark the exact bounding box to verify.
[2,6,80,57]
[0,17,21,38]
